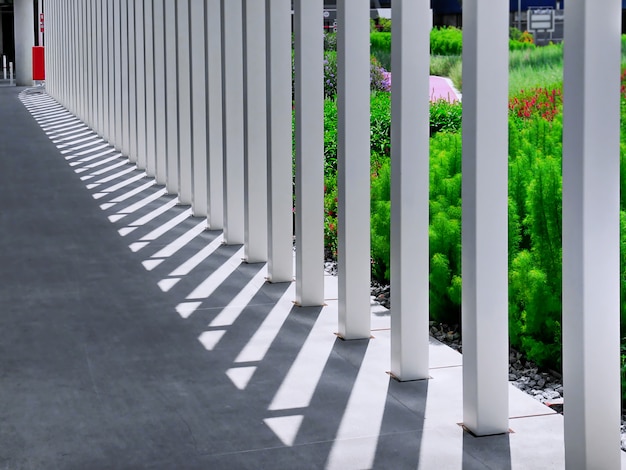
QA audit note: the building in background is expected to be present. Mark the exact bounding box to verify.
[1,0,43,85]
[0,0,15,64]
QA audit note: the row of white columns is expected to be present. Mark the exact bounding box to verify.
[43,0,621,467]
[44,0,297,277]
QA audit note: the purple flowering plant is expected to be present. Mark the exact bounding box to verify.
[322,52,392,98]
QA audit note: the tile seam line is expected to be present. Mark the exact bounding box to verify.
[193,429,425,460]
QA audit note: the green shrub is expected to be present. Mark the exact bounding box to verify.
[428,133,463,324]
[430,99,462,135]
[509,250,562,368]
[314,46,626,402]
[621,184,626,336]
[430,26,463,56]
[509,43,563,70]
[621,338,626,404]
[509,39,536,51]
[365,85,567,355]
[371,159,391,281]
[324,31,337,52]
[377,18,392,33]
[323,51,338,98]
[324,174,338,258]
[370,32,392,71]
[509,44,563,94]
[323,98,338,177]
[322,50,391,98]
[509,147,563,369]
[430,55,461,78]
[370,58,392,93]
[510,27,523,41]
[368,131,463,324]
[448,60,463,92]
[509,87,562,121]
[370,92,392,168]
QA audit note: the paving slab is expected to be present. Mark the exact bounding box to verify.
[1,86,624,469]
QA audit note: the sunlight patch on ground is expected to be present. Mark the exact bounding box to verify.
[234,285,294,364]
[326,336,390,470]
[263,415,304,447]
[268,309,336,411]
[226,366,257,391]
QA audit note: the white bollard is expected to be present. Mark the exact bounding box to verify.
[9,62,13,85]
[2,55,6,80]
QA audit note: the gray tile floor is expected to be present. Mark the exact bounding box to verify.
[0,86,621,469]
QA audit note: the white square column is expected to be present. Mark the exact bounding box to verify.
[265,0,293,282]
[153,0,168,185]
[52,0,57,93]
[45,0,53,94]
[205,0,224,230]
[461,0,509,436]
[57,0,62,99]
[221,0,246,245]
[71,0,77,112]
[63,0,67,94]
[113,0,123,151]
[336,0,371,339]
[165,0,180,194]
[389,0,431,380]
[96,0,106,139]
[177,0,194,205]
[65,0,70,104]
[86,0,93,127]
[562,1,622,468]
[242,0,268,263]
[67,0,72,105]
[120,0,130,157]
[293,0,324,306]
[61,0,67,106]
[190,0,209,217]
[128,0,138,163]
[107,0,116,144]
[72,0,79,113]
[144,0,157,177]
[135,0,148,170]
[63,1,69,102]
[78,0,86,121]
[206,0,225,230]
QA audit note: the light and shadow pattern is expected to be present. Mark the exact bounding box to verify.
[16,89,564,469]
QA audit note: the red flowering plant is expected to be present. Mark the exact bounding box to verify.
[620,69,626,99]
[323,176,338,258]
[509,87,562,122]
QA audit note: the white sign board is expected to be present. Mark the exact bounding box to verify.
[527,7,555,32]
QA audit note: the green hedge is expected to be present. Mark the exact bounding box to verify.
[314,38,626,400]
[366,91,567,368]
[430,27,463,56]
[370,32,392,71]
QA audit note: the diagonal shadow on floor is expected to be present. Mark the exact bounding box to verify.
[0,87,434,470]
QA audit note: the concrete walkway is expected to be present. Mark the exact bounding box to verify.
[429,75,461,102]
[0,86,620,469]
